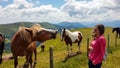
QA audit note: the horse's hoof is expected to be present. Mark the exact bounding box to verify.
[23,63,29,68]
[34,61,37,64]
[77,51,82,54]
[66,53,70,57]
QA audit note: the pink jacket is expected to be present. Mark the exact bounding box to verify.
[89,35,106,65]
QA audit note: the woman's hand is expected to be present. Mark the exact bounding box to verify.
[88,46,93,52]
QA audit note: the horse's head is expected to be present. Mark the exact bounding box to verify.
[112,27,119,33]
[19,24,57,42]
[112,28,116,33]
[60,28,66,41]
[35,28,57,42]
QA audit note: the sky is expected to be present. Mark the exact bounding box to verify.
[0,0,120,24]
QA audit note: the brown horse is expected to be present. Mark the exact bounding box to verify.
[60,28,83,55]
[11,24,57,68]
[0,33,5,64]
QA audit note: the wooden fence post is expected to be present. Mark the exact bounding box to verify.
[107,34,110,50]
[87,38,89,57]
[49,46,54,68]
[115,36,117,47]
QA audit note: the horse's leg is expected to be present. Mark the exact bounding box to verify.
[29,53,33,68]
[14,56,18,68]
[66,44,70,56]
[116,33,118,38]
[24,55,29,68]
[78,41,80,53]
[33,48,37,68]
[70,44,72,54]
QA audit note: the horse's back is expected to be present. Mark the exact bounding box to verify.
[72,31,83,37]
[113,27,120,33]
[68,31,82,43]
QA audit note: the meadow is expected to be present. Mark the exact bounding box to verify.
[0,27,120,68]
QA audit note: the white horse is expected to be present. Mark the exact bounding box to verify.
[60,28,83,55]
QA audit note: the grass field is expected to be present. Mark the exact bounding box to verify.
[0,27,120,68]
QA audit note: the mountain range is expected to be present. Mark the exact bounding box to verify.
[84,20,120,27]
[57,22,86,29]
[57,20,120,28]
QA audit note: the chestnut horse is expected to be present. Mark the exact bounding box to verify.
[11,24,57,68]
[60,28,83,55]
[0,33,5,64]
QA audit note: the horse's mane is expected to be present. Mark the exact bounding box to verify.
[30,24,42,37]
[30,24,42,30]
[64,29,72,35]
[18,27,31,42]
[18,24,42,42]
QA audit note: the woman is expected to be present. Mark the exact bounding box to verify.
[88,24,106,68]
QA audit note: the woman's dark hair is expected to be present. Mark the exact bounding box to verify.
[96,24,105,35]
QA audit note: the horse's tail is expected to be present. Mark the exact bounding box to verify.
[78,32,83,42]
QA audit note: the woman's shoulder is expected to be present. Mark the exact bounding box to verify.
[100,35,105,38]
[99,35,106,41]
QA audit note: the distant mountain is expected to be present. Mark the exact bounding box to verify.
[57,22,86,29]
[103,21,120,27]
[85,20,120,27]
[39,22,63,29]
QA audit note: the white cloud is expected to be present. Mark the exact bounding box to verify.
[27,0,40,7]
[0,0,120,24]
[0,5,2,9]
[61,0,120,22]
[0,3,69,24]
[4,0,33,10]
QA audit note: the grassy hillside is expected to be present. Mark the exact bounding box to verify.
[0,22,62,38]
[0,27,120,68]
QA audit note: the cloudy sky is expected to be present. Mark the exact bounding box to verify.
[0,0,120,24]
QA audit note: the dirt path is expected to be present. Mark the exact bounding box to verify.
[2,53,13,60]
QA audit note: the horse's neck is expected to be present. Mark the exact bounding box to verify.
[65,30,72,35]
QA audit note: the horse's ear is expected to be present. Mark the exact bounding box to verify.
[25,28,32,34]
[63,28,65,31]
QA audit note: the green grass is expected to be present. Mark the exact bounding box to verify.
[1,27,120,68]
